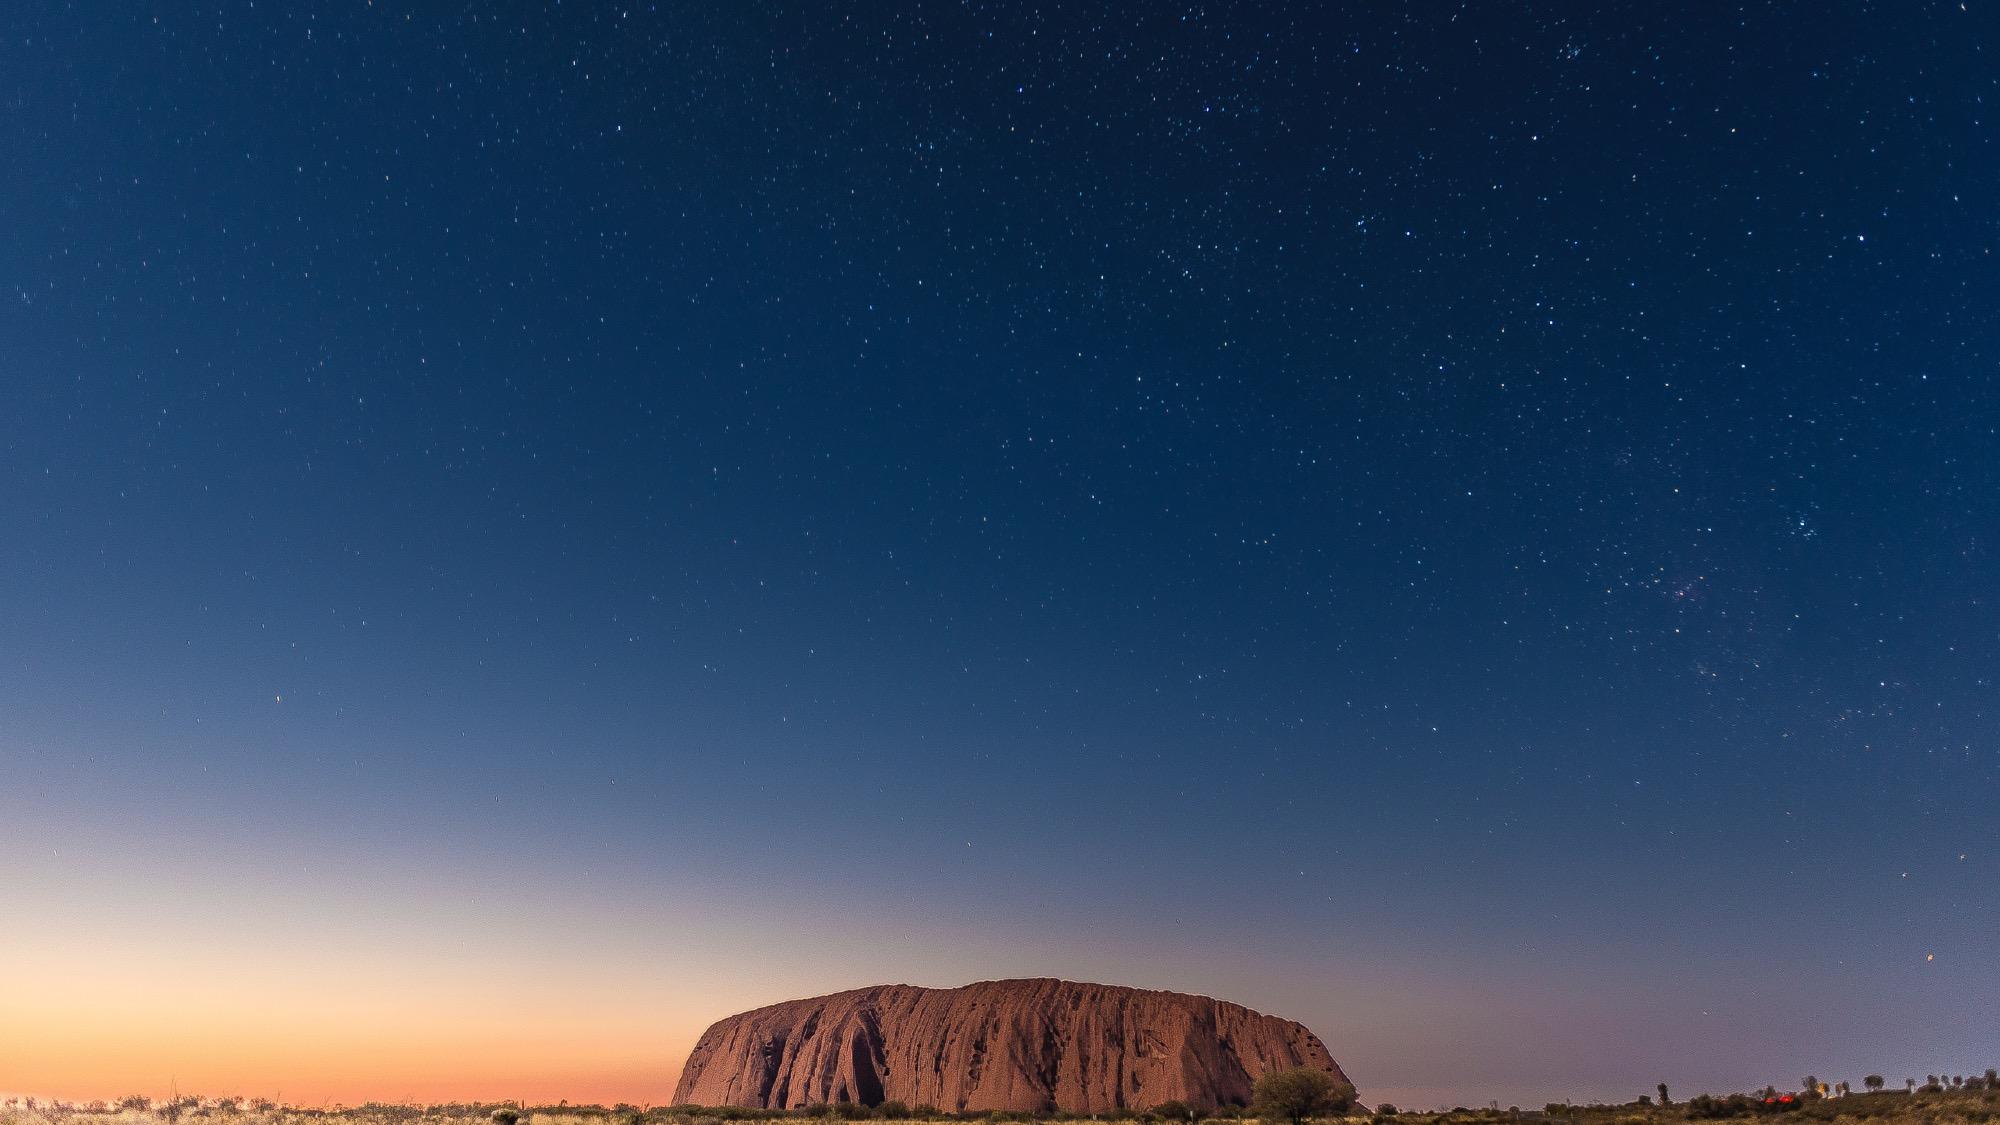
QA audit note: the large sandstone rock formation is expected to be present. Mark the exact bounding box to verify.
[672,978,1353,1114]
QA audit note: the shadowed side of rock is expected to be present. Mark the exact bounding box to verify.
[672,978,1354,1114]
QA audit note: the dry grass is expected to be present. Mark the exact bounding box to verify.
[5,1090,2000,1125]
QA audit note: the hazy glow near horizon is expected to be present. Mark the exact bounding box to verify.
[7,762,1994,1110]
[3,807,702,1105]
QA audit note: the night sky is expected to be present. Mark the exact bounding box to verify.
[4,0,1997,1111]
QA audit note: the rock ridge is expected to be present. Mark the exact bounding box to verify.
[672,978,1352,1114]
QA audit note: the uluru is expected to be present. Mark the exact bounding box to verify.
[672,978,1355,1114]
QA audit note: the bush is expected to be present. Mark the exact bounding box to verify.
[1252,1069,1356,1125]
[1373,1106,1398,1118]
[492,1111,523,1125]
[1684,1095,1757,1119]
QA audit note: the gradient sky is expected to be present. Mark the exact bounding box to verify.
[3,0,1997,1112]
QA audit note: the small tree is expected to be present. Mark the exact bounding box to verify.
[1252,1068,1354,1125]
[1372,1106,1397,1118]
[1863,1077,1883,1093]
[1658,1085,1671,1107]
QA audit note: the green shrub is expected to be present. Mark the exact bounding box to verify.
[1252,1069,1355,1125]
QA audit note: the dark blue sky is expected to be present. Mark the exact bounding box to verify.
[3,0,1997,1108]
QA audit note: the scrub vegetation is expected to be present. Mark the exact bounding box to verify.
[7,1079,2000,1125]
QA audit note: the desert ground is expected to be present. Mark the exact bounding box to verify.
[8,1083,2000,1125]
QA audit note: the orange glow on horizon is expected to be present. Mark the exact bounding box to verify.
[0,888,732,1107]
[4,985,702,1106]
[0,814,820,1109]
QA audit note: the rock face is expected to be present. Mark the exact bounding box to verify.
[672,978,1353,1114]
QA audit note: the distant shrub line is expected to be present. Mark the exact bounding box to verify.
[6,1070,2000,1125]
